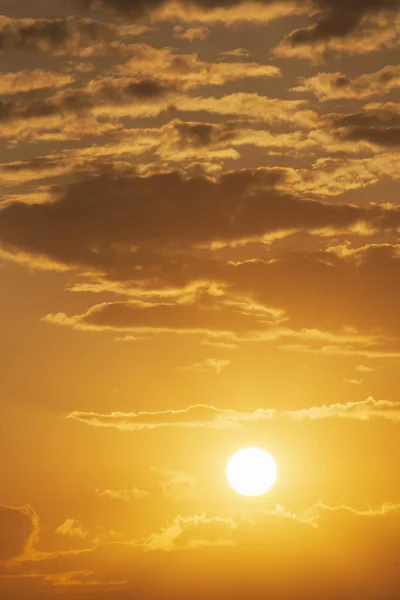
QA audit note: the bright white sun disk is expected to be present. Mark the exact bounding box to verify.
[227,447,277,497]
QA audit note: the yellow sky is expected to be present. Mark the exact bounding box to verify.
[0,1,400,598]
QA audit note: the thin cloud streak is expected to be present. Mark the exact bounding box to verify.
[66,397,400,431]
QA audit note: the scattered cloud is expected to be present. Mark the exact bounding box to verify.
[356,364,376,373]
[173,25,210,41]
[96,487,149,501]
[179,358,232,374]
[55,519,89,539]
[220,48,251,58]
[153,468,200,501]
[144,513,235,551]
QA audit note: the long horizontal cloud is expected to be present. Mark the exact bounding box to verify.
[1,119,398,190]
[66,397,400,431]
[1,170,398,276]
[293,65,400,101]
[115,44,281,90]
[0,15,123,55]
[275,16,400,62]
[0,77,173,126]
[39,243,400,339]
[0,70,74,95]
[82,0,399,35]
[80,0,400,62]
[144,502,400,551]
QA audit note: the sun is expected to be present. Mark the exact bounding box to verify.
[227,447,277,497]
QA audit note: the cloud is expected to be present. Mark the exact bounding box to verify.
[96,487,149,500]
[221,244,400,335]
[115,44,281,90]
[144,513,235,550]
[179,358,232,374]
[43,295,279,336]
[153,468,200,501]
[79,0,400,62]
[2,117,399,188]
[282,344,400,359]
[143,502,400,552]
[55,519,89,539]
[174,93,316,127]
[355,364,375,373]
[0,496,399,600]
[342,378,363,385]
[81,0,304,24]
[293,65,400,101]
[0,76,175,142]
[5,500,400,599]
[22,236,400,345]
[1,170,396,279]
[201,339,239,349]
[0,15,119,55]
[0,119,318,184]
[220,48,251,58]
[173,25,210,41]
[0,505,39,562]
[65,397,400,432]
[274,3,400,61]
[328,103,400,148]
[0,70,74,95]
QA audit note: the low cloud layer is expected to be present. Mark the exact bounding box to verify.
[2,501,400,599]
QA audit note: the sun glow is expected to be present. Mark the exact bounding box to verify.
[227,447,277,497]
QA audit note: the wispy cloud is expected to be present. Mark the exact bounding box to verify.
[55,519,89,539]
[66,397,400,432]
[96,487,149,501]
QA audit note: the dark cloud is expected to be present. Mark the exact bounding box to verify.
[0,79,171,121]
[4,171,400,338]
[293,66,400,101]
[0,77,173,141]
[74,298,265,333]
[330,106,400,147]
[82,0,400,47]
[41,242,400,341]
[0,16,114,54]
[0,505,38,562]
[1,170,397,280]
[173,121,237,148]
[287,0,399,45]
[220,243,400,333]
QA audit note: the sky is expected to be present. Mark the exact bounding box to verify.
[0,0,400,598]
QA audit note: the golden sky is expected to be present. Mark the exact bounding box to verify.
[1,0,400,598]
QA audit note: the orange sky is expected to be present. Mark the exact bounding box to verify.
[0,1,400,599]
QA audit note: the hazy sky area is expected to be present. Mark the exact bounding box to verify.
[0,0,400,598]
